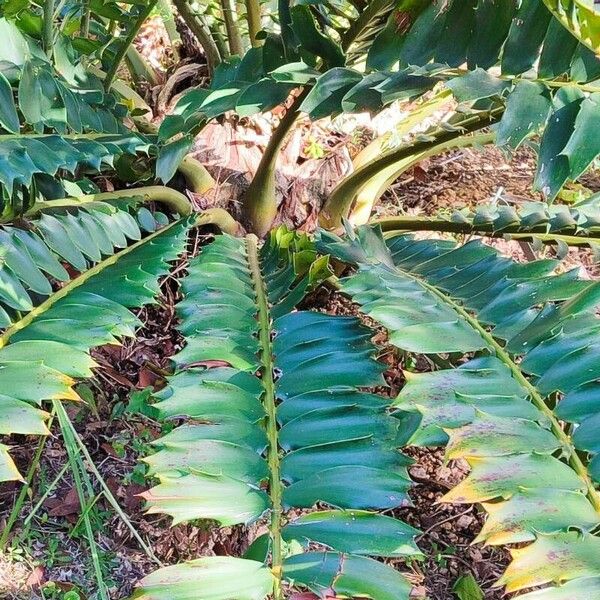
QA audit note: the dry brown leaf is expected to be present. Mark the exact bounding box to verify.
[26,566,45,589]
[46,488,80,517]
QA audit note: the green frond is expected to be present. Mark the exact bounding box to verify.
[134,229,420,600]
[0,16,165,212]
[157,0,418,142]
[376,198,600,255]
[0,216,193,482]
[0,17,132,134]
[305,0,600,118]
[319,224,600,596]
[541,0,600,53]
[0,200,174,327]
[364,0,600,75]
[302,0,600,204]
[0,132,151,217]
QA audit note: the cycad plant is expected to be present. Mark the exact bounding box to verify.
[318,223,600,598]
[3,0,600,598]
[133,230,421,599]
[158,0,600,239]
[130,224,600,599]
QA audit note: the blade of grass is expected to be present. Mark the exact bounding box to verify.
[70,491,103,539]
[59,407,162,565]
[55,401,109,600]
[0,413,55,549]
[22,462,69,529]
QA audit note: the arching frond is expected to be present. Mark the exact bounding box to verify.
[0,133,150,216]
[319,224,600,597]
[376,198,600,256]
[133,229,421,600]
[0,216,194,481]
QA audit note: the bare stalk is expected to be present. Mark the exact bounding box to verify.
[220,0,244,55]
[172,0,222,72]
[19,186,192,222]
[104,0,160,91]
[195,208,245,235]
[242,89,309,237]
[349,132,494,226]
[80,0,91,37]
[43,0,55,57]
[157,0,182,61]
[321,109,503,229]
[245,0,263,47]
[125,46,159,87]
[178,156,215,194]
